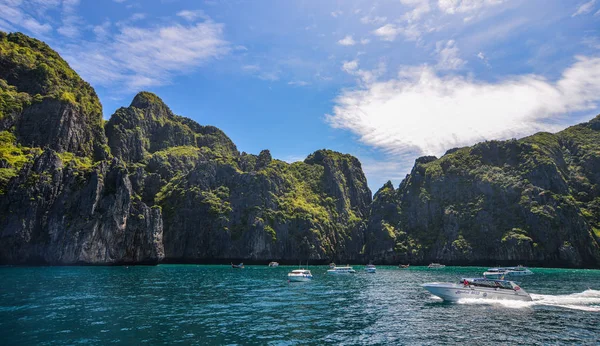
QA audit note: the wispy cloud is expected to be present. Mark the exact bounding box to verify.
[0,1,54,36]
[373,24,402,41]
[477,51,491,67]
[572,0,597,17]
[288,80,310,86]
[57,0,83,38]
[437,0,505,14]
[360,15,387,25]
[341,59,386,85]
[435,40,465,70]
[177,9,209,21]
[338,35,356,46]
[327,56,600,158]
[65,20,230,90]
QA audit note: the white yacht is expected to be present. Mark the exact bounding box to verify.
[428,263,446,269]
[287,269,313,282]
[483,265,533,279]
[327,265,356,274]
[365,264,376,273]
[422,278,532,302]
[268,262,279,267]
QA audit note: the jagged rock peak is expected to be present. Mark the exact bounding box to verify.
[304,149,361,167]
[131,91,169,111]
[415,155,438,165]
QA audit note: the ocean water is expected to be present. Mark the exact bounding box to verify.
[1,265,599,345]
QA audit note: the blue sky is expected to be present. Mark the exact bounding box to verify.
[2,0,600,192]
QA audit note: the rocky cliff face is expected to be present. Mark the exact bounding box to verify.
[365,117,600,267]
[2,32,600,267]
[0,32,372,264]
[0,32,162,264]
[0,150,163,264]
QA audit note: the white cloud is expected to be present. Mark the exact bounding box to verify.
[64,20,230,90]
[288,80,310,86]
[342,60,359,73]
[338,35,356,46]
[0,1,54,36]
[327,56,600,158]
[21,17,52,35]
[242,64,260,72]
[572,0,596,17]
[373,24,401,41]
[401,0,431,21]
[477,51,491,67]
[360,16,387,25]
[373,23,422,42]
[341,59,386,85]
[331,10,342,18]
[435,40,465,70]
[177,10,208,21]
[360,38,370,45]
[438,0,505,14]
[57,0,83,38]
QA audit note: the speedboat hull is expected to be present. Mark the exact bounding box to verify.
[365,267,376,273]
[327,269,356,274]
[288,274,312,282]
[483,271,508,279]
[422,283,532,302]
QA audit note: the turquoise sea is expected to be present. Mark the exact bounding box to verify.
[1,265,600,345]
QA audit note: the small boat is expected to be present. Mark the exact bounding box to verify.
[288,269,313,282]
[327,265,356,274]
[365,264,376,273]
[482,267,509,279]
[329,263,336,268]
[483,265,533,279]
[428,263,445,269]
[505,265,534,276]
[268,262,279,267]
[231,263,244,269]
[422,278,532,302]
[399,264,410,269]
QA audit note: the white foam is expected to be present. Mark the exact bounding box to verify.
[456,289,600,311]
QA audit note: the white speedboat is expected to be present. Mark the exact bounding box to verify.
[422,278,532,302]
[428,263,446,269]
[268,262,279,267]
[365,264,376,273]
[483,265,533,279]
[505,265,534,276]
[327,265,356,274]
[288,269,313,282]
[482,267,509,279]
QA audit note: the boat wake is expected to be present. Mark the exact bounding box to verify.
[454,289,600,311]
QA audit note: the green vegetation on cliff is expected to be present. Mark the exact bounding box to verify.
[366,115,600,267]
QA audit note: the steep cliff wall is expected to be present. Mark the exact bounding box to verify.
[365,117,600,267]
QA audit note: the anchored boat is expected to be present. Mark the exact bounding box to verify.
[288,269,313,282]
[483,265,533,279]
[422,278,532,302]
[327,265,356,274]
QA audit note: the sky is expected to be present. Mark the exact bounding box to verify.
[1,0,600,192]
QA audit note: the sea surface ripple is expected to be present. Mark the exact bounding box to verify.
[1,265,599,345]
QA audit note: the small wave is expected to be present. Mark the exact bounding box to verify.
[456,289,600,311]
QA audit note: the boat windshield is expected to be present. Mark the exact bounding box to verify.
[461,278,514,289]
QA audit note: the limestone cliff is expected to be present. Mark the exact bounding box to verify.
[365,117,600,267]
